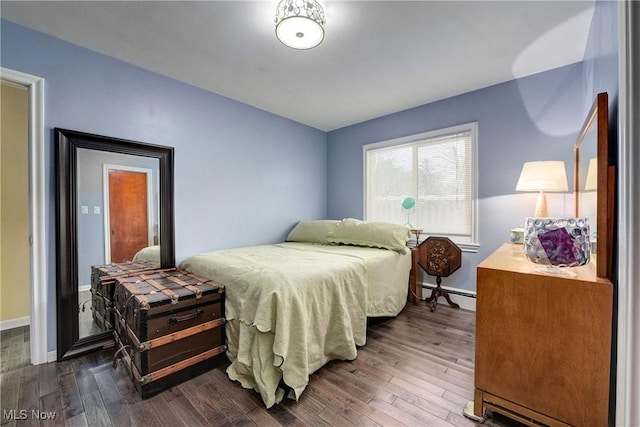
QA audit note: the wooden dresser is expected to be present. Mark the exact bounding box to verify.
[473,244,613,426]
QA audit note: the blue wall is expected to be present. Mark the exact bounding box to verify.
[583,0,619,110]
[1,20,328,351]
[327,62,590,292]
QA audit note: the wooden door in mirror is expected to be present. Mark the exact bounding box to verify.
[574,92,614,280]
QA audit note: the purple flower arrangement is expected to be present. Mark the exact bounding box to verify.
[523,218,591,269]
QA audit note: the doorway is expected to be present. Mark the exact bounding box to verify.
[1,81,30,341]
[0,68,47,365]
[103,166,154,263]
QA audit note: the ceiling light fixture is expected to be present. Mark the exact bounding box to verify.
[275,0,325,50]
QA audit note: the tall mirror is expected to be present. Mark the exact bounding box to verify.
[574,92,612,280]
[56,128,174,360]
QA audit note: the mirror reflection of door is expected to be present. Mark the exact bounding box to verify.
[76,149,160,339]
[105,167,153,263]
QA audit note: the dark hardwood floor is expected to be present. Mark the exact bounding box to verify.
[1,304,523,426]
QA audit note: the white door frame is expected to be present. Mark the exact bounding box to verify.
[102,165,154,264]
[1,67,47,365]
[616,2,639,426]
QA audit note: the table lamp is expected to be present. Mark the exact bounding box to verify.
[515,161,569,217]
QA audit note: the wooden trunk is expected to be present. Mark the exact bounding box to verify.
[112,270,226,398]
[90,261,161,332]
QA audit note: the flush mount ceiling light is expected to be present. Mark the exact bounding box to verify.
[275,0,325,50]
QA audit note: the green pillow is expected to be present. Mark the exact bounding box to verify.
[327,218,412,253]
[285,220,341,244]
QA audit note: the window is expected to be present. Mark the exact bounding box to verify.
[364,122,478,251]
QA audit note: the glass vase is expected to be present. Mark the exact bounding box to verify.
[523,217,591,276]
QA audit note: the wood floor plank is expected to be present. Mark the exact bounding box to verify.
[109,361,143,406]
[37,363,58,398]
[363,352,448,397]
[311,375,400,426]
[320,363,376,404]
[204,368,260,414]
[278,397,332,427]
[145,394,187,427]
[38,392,65,427]
[245,406,284,427]
[57,371,84,421]
[128,398,164,427]
[336,362,453,420]
[303,379,380,427]
[389,374,471,415]
[167,395,210,427]
[317,407,359,427]
[327,364,397,404]
[17,365,40,427]
[1,368,22,417]
[1,304,527,427]
[93,368,134,426]
[80,390,111,427]
[197,381,258,426]
[371,395,452,427]
[62,412,88,427]
[177,381,229,427]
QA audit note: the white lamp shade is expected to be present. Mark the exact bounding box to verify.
[584,157,598,191]
[515,161,569,192]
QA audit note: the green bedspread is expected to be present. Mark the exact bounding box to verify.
[179,243,369,408]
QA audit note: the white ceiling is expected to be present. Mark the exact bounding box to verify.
[1,1,595,131]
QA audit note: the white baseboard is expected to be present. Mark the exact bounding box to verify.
[47,350,57,363]
[420,283,476,312]
[0,316,30,331]
[79,284,91,292]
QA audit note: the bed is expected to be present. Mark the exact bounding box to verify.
[132,245,160,264]
[178,219,412,407]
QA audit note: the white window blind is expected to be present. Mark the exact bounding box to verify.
[364,123,478,249]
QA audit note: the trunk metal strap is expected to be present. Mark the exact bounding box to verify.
[145,278,179,304]
[166,275,202,298]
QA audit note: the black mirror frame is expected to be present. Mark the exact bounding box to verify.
[55,128,175,360]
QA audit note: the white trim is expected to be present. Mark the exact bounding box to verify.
[363,122,476,151]
[0,316,30,331]
[0,67,47,365]
[47,350,57,363]
[102,164,154,264]
[616,2,639,426]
